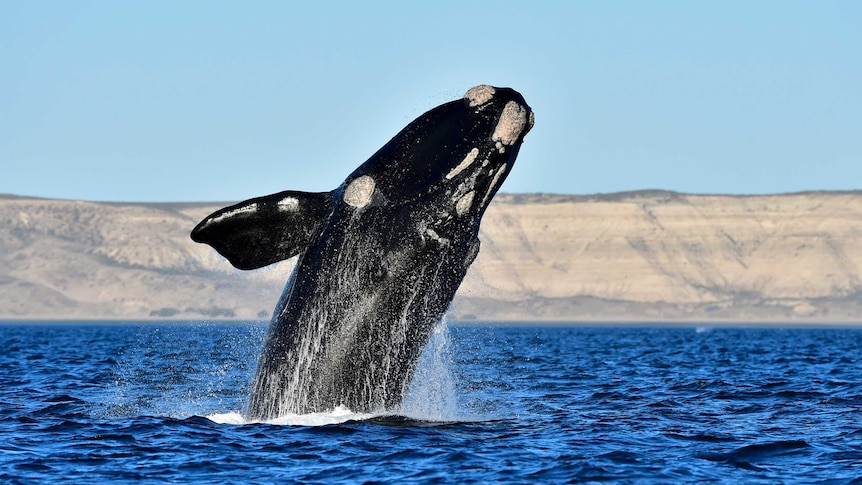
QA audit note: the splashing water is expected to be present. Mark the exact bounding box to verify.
[102,316,462,426]
[207,319,461,426]
[399,319,460,421]
[246,206,463,419]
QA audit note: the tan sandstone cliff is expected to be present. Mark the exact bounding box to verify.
[1,191,861,323]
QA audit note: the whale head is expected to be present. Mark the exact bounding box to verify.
[337,85,534,224]
[191,85,533,271]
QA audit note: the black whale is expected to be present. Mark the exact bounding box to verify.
[192,85,533,419]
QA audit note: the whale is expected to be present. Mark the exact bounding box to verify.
[191,85,533,419]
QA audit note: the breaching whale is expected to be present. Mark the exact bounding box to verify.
[191,85,533,419]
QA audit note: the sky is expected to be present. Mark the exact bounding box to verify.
[2,1,860,202]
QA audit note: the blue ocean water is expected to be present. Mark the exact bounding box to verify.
[1,322,861,483]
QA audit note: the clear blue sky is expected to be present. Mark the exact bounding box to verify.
[2,1,860,202]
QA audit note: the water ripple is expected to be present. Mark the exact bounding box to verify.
[2,323,862,482]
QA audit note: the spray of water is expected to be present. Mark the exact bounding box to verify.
[105,216,467,424]
[102,316,462,426]
[207,319,462,426]
[244,205,468,420]
[398,319,459,421]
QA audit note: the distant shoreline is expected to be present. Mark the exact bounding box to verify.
[4,188,862,205]
[2,318,861,328]
[3,191,861,323]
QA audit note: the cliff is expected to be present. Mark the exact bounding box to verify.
[2,191,861,323]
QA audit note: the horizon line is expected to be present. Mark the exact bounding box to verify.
[2,188,862,206]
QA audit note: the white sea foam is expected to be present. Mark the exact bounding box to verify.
[207,406,377,426]
[206,412,247,425]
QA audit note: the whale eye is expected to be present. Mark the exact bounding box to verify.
[344,176,375,208]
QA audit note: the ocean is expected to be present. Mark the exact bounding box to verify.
[1,322,861,483]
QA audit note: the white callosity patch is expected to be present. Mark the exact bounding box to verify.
[455,190,475,216]
[448,160,484,218]
[424,227,449,246]
[417,221,449,247]
[480,164,507,209]
[492,101,528,152]
[278,197,299,212]
[343,175,375,208]
[210,203,258,225]
[445,148,479,180]
[464,85,495,108]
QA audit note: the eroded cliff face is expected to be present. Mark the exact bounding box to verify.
[2,191,861,322]
[0,197,290,320]
[458,192,862,321]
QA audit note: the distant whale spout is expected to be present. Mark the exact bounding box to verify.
[192,85,534,419]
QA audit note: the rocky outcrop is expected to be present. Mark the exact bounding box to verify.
[1,191,861,322]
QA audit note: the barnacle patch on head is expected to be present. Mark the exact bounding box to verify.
[492,101,529,151]
[344,175,376,208]
[481,164,508,209]
[456,190,475,216]
[446,148,480,180]
[464,85,495,108]
[425,227,449,246]
[278,196,298,212]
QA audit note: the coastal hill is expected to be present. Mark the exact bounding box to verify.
[1,191,860,323]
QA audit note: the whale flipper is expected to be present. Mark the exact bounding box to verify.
[191,190,333,270]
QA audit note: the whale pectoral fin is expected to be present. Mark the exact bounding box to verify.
[191,190,333,270]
